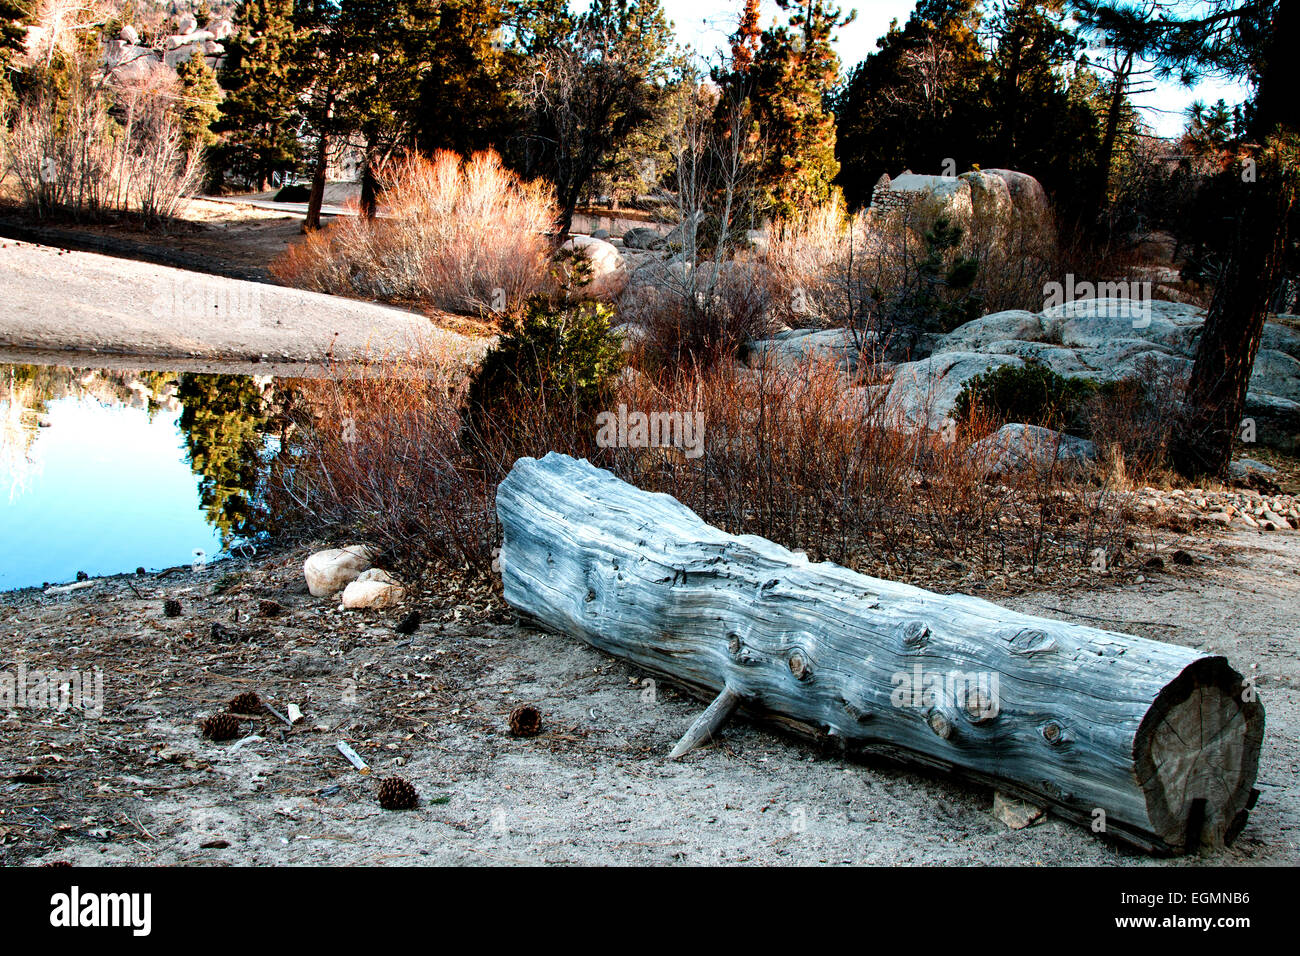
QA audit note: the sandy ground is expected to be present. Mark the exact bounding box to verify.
[0,199,322,280]
[0,528,1294,867]
[0,240,485,366]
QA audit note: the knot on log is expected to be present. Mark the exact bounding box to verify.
[898,620,931,650]
[1040,720,1070,746]
[1000,627,1058,656]
[925,708,956,740]
[787,651,813,682]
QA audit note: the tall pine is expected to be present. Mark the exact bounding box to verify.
[215,0,301,190]
[752,0,853,220]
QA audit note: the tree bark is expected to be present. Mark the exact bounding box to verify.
[359,130,380,220]
[304,131,329,233]
[1172,0,1299,478]
[1172,167,1295,476]
[497,453,1265,853]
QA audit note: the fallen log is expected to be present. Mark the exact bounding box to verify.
[496,453,1265,854]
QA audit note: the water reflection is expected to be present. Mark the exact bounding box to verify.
[0,364,291,590]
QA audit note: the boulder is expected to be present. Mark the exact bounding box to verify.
[748,328,864,372]
[1051,298,1204,354]
[1250,348,1300,404]
[935,309,1049,352]
[623,226,666,250]
[341,568,405,609]
[303,546,373,598]
[882,352,1024,431]
[881,169,1054,255]
[560,235,628,300]
[967,423,1097,476]
[1229,458,1279,480]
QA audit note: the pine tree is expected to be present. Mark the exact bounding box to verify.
[214,0,302,190]
[1,0,29,105]
[752,0,853,220]
[731,0,761,76]
[833,0,989,206]
[175,53,223,154]
[412,0,516,156]
[1078,0,1299,477]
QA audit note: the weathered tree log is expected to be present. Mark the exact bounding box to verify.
[496,453,1265,853]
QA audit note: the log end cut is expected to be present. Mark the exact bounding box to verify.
[1135,656,1264,851]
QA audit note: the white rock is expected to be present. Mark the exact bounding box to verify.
[967,423,1097,476]
[560,235,628,300]
[304,546,373,598]
[341,569,405,609]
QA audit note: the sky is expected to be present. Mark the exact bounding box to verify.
[653,0,1252,139]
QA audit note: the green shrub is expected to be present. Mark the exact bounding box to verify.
[273,183,312,203]
[953,364,1097,434]
[462,297,623,452]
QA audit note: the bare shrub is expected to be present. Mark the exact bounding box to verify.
[617,70,773,372]
[277,351,1135,589]
[764,187,1059,345]
[271,354,499,583]
[7,62,200,223]
[608,356,1133,579]
[271,150,557,316]
[1083,356,1189,484]
[621,260,773,373]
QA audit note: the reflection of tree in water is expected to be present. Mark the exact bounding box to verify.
[175,374,273,544]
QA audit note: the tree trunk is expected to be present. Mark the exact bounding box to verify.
[1172,168,1295,476]
[304,131,329,233]
[497,453,1265,853]
[1089,51,1132,234]
[1172,0,1299,478]
[359,130,380,220]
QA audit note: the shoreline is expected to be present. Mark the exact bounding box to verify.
[0,239,487,368]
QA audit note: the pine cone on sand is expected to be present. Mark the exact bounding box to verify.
[163,599,182,618]
[508,704,543,738]
[201,713,241,741]
[377,777,419,810]
[228,691,262,715]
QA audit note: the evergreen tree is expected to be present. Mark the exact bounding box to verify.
[214,0,302,190]
[834,0,989,206]
[752,0,853,220]
[1077,0,1299,477]
[411,0,516,157]
[1,0,27,102]
[175,53,223,154]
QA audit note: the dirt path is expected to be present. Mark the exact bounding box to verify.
[0,529,1294,866]
[0,240,485,366]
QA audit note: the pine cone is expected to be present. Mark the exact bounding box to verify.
[394,610,421,635]
[201,712,242,742]
[377,776,419,811]
[258,600,283,618]
[163,599,182,618]
[508,704,543,738]
[228,691,262,715]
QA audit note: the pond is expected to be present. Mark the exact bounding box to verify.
[0,363,293,592]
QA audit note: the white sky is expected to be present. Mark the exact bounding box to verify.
[654,0,1252,138]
